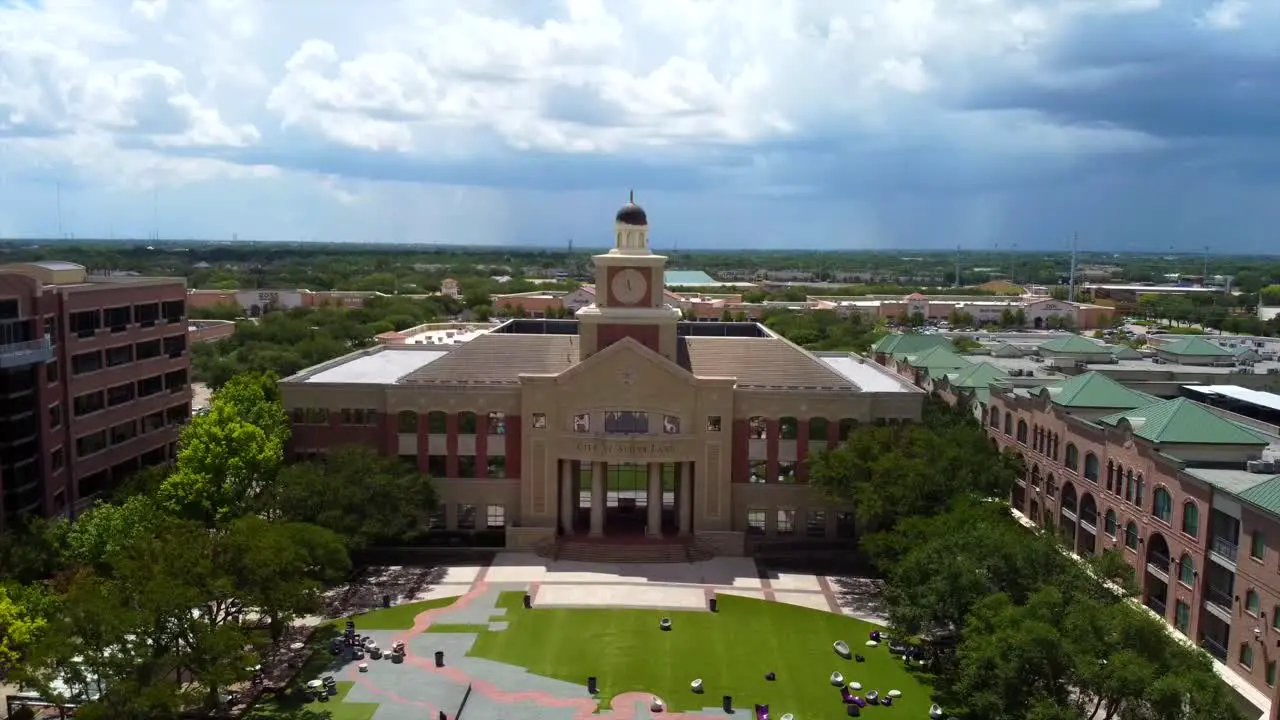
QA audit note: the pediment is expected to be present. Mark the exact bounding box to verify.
[554,336,695,389]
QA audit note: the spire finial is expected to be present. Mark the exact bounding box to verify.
[629,188,634,204]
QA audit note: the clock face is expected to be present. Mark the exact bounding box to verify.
[610,268,648,306]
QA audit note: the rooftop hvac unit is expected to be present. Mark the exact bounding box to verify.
[1248,460,1264,473]
[1261,461,1277,474]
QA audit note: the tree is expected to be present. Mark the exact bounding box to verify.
[0,584,46,676]
[272,445,438,548]
[60,495,165,572]
[159,401,283,525]
[808,399,1019,533]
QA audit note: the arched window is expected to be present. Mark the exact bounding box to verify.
[1046,473,1057,499]
[1084,453,1099,483]
[838,418,858,441]
[1016,420,1028,444]
[458,411,478,434]
[1124,521,1140,549]
[1125,470,1135,502]
[1182,502,1200,538]
[989,409,999,429]
[1004,412,1013,435]
[1178,555,1196,586]
[397,410,418,433]
[1152,487,1173,523]
[426,411,447,434]
[810,417,830,441]
[779,417,799,440]
[1031,464,1042,488]
[1247,590,1262,616]
[1135,474,1145,506]
[1065,444,1079,471]
[1106,460,1115,492]
[1104,510,1118,537]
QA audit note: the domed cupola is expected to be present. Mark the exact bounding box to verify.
[615,192,648,227]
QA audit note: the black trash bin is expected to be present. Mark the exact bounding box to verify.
[722,695,732,712]
[382,594,391,608]
[709,597,718,613]
[434,650,444,668]
[523,594,532,609]
[587,676,598,695]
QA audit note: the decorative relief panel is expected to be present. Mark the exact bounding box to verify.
[531,440,548,517]
[706,442,722,519]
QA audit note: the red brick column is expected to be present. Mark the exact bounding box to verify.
[796,419,810,483]
[416,412,430,474]
[445,413,460,478]
[474,419,488,479]
[765,418,780,484]
[505,415,522,478]
[827,419,840,449]
[732,419,750,483]
[381,413,397,457]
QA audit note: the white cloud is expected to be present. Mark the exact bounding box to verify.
[0,0,1276,248]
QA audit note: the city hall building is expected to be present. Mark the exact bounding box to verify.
[280,199,923,556]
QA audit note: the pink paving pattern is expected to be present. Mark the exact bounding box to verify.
[343,582,726,719]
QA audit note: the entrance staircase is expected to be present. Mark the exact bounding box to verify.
[535,535,716,563]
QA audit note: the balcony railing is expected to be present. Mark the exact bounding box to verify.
[1146,596,1167,618]
[1210,535,1238,562]
[1205,585,1234,611]
[1147,551,1171,572]
[0,335,53,368]
[1201,636,1228,662]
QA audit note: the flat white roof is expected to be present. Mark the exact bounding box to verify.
[1184,385,1280,413]
[305,348,448,384]
[818,355,917,393]
[400,327,491,345]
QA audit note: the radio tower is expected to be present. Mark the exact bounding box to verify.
[1068,233,1079,302]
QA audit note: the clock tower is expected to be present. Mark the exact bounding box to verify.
[576,192,681,362]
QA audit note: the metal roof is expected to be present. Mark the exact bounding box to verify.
[1183,385,1280,413]
[30,261,85,271]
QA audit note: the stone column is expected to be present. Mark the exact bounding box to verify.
[589,461,605,537]
[678,462,693,535]
[647,463,663,537]
[559,460,574,535]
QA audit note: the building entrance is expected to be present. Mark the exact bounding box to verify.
[560,460,691,538]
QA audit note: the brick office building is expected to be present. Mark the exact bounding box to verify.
[279,199,924,557]
[0,261,191,527]
[986,371,1280,716]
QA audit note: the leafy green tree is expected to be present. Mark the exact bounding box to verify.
[272,445,437,548]
[0,584,46,676]
[809,400,1019,533]
[60,495,165,572]
[159,400,284,526]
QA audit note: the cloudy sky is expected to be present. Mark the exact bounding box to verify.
[1,0,1277,251]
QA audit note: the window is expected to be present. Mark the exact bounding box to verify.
[1003,412,1012,435]
[71,350,102,375]
[1268,661,1277,688]
[486,504,506,529]
[1016,419,1028,444]
[1065,444,1079,471]
[397,411,417,433]
[1125,470,1135,502]
[487,411,506,435]
[746,509,766,535]
[532,413,547,429]
[458,412,478,434]
[49,404,61,429]
[1178,555,1195,586]
[1247,590,1261,616]
[1174,601,1190,634]
[45,360,58,383]
[427,508,446,530]
[1135,474,1144,506]
[1124,521,1139,550]
[777,462,797,484]
[50,448,65,472]
[1152,488,1172,523]
[604,411,648,434]
[457,504,476,530]
[1105,510,1118,537]
[749,461,767,483]
[1240,644,1254,670]
[707,415,722,432]
[73,390,105,417]
[427,411,447,433]
[779,417,798,440]
[1084,453,1099,482]
[1182,502,1199,538]
[810,417,829,439]
[806,510,826,538]
[776,509,795,535]
[1251,531,1266,561]
[989,409,999,428]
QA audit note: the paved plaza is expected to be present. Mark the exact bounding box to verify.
[303,553,887,719]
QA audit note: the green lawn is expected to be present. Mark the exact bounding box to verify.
[453,591,934,717]
[247,681,377,720]
[327,596,457,630]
